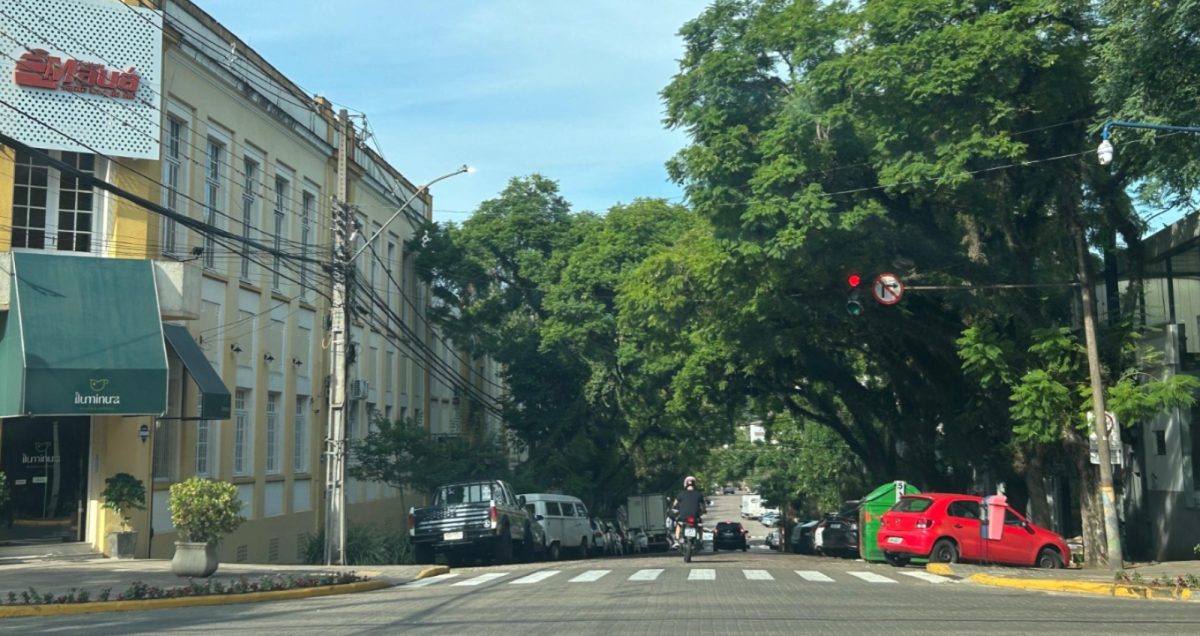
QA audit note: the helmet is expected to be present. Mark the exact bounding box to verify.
[684,476,698,488]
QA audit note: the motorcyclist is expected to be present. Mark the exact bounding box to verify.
[672,476,707,545]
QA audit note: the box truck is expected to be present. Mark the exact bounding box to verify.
[626,493,672,551]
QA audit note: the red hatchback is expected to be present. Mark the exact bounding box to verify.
[877,493,1070,568]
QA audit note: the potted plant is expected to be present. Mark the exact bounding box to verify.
[100,472,146,559]
[167,477,244,577]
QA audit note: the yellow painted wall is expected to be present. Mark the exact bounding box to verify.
[0,146,13,253]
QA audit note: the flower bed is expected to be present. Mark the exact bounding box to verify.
[1,572,367,606]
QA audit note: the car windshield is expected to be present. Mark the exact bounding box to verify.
[436,483,496,505]
[890,496,934,513]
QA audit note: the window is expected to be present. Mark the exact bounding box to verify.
[152,421,178,481]
[890,497,933,513]
[385,351,394,395]
[266,392,281,474]
[1004,509,1026,526]
[234,389,252,476]
[544,502,562,516]
[946,500,980,520]
[561,502,576,517]
[11,150,98,253]
[161,117,186,255]
[272,176,289,291]
[195,417,212,477]
[300,191,314,297]
[386,241,396,309]
[202,141,223,269]
[575,503,588,517]
[1156,430,1167,456]
[240,158,258,281]
[294,395,309,473]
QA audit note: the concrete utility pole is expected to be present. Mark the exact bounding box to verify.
[1071,212,1123,570]
[325,109,353,566]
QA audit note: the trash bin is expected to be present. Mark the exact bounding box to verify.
[859,480,922,562]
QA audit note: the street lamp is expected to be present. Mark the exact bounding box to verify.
[351,164,474,262]
[1097,120,1200,166]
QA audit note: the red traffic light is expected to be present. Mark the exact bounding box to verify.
[847,274,862,288]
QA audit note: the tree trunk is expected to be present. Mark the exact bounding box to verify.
[1068,430,1108,567]
[1021,445,1053,528]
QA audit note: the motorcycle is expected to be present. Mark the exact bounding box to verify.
[678,515,703,563]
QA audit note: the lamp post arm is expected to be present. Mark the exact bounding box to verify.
[350,164,471,262]
[1101,120,1200,140]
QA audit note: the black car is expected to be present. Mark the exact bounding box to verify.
[813,499,860,558]
[722,486,735,495]
[789,519,819,554]
[712,521,749,551]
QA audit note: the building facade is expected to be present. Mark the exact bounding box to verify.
[0,0,502,563]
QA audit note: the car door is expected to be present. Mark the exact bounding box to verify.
[574,503,592,547]
[944,499,983,561]
[992,508,1039,566]
[543,501,567,548]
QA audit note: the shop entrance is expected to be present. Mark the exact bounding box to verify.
[0,417,90,545]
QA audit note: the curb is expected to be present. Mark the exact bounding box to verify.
[0,579,392,619]
[414,566,450,580]
[925,562,1194,601]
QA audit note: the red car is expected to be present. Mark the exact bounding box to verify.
[877,493,1070,568]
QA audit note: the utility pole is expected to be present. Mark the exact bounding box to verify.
[1071,212,1124,570]
[325,109,353,566]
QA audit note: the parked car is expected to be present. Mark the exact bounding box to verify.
[603,521,625,555]
[589,517,610,556]
[409,480,538,565]
[813,500,860,558]
[765,527,782,550]
[712,521,749,551]
[877,493,1070,568]
[521,493,594,560]
[722,485,736,495]
[790,519,819,554]
[760,511,781,527]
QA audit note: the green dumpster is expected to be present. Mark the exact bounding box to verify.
[859,480,921,562]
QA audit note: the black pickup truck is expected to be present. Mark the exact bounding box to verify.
[408,479,539,565]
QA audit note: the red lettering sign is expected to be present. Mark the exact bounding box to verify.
[13,49,140,99]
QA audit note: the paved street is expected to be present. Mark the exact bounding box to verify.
[5,549,1199,635]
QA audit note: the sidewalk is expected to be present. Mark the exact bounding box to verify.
[0,557,423,616]
[926,559,1200,601]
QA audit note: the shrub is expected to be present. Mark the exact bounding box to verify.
[302,523,414,565]
[167,477,244,545]
[100,473,146,530]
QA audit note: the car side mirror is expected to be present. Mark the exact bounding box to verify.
[518,495,526,506]
[535,514,544,521]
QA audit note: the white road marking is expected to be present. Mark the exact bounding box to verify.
[628,569,664,581]
[688,569,716,581]
[453,572,509,586]
[899,571,950,584]
[509,570,561,585]
[847,571,898,584]
[569,569,611,583]
[405,573,460,588]
[795,570,834,582]
[743,569,774,580]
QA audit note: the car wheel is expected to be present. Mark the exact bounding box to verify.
[578,538,590,559]
[1037,547,1064,569]
[547,541,561,561]
[930,539,958,564]
[884,551,911,567]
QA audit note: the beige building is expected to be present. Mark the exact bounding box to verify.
[0,0,502,563]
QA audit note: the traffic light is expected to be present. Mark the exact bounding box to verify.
[846,272,864,316]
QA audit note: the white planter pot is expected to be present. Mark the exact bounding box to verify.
[171,541,219,578]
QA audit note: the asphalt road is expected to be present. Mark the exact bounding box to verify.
[4,495,1198,635]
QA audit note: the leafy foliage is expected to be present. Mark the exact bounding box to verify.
[100,472,146,531]
[167,478,244,546]
[350,416,510,494]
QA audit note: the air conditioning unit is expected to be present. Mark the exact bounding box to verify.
[348,379,370,401]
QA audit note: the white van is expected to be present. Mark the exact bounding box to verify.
[520,493,593,560]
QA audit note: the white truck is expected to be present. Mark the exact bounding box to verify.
[741,494,764,520]
[626,494,672,552]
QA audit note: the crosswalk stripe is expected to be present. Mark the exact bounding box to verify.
[847,571,897,584]
[688,569,716,581]
[510,570,561,585]
[899,571,949,584]
[569,569,611,583]
[405,573,459,588]
[795,570,834,582]
[453,573,509,586]
[743,569,774,580]
[628,569,663,581]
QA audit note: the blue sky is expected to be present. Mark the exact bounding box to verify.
[197,0,701,222]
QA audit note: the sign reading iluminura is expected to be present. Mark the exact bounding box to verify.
[0,0,162,159]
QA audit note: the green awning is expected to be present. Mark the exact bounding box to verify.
[0,251,168,417]
[163,324,231,420]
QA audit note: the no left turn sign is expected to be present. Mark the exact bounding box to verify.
[872,273,904,305]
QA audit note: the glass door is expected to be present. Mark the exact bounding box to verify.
[0,417,90,545]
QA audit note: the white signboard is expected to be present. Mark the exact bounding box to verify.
[872,273,905,305]
[0,0,162,159]
[1088,411,1123,466]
